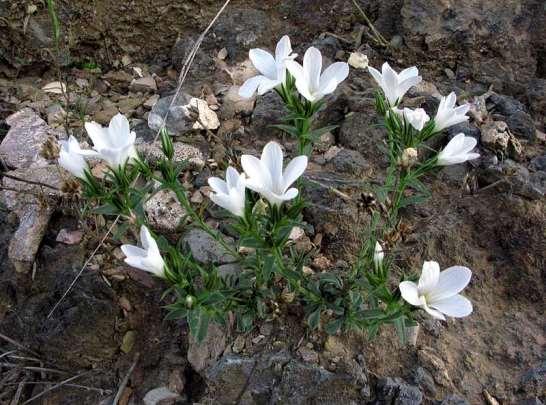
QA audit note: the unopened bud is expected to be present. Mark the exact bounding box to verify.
[40,136,61,161]
[185,295,195,308]
[373,241,384,269]
[399,147,418,168]
[252,199,268,216]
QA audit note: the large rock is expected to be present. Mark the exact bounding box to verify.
[249,92,286,137]
[400,0,545,94]
[148,93,219,136]
[376,377,423,405]
[338,111,387,164]
[1,165,63,272]
[0,108,59,169]
[137,141,205,170]
[487,94,536,140]
[144,189,188,233]
[187,323,227,373]
[203,351,367,404]
[182,229,236,265]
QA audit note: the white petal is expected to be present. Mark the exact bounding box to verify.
[399,281,422,306]
[461,136,477,153]
[257,77,281,95]
[397,75,422,100]
[430,294,473,318]
[109,113,130,145]
[398,66,419,82]
[121,244,146,258]
[249,49,276,79]
[210,193,236,215]
[368,66,383,87]
[275,35,292,62]
[418,261,440,295]
[238,76,265,98]
[208,177,229,195]
[241,155,272,190]
[319,62,349,95]
[140,225,153,251]
[286,60,314,101]
[428,266,472,302]
[422,302,446,320]
[261,141,284,189]
[441,133,465,157]
[303,47,322,93]
[445,92,457,108]
[282,155,307,192]
[85,122,108,150]
[381,63,399,104]
[124,256,147,271]
[225,166,240,188]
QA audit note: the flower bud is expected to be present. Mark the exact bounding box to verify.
[399,147,418,169]
[373,241,384,269]
[185,295,195,309]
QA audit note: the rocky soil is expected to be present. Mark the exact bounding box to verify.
[1,1,545,404]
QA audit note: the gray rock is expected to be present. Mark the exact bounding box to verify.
[144,189,188,233]
[376,377,423,405]
[527,78,546,115]
[212,8,270,61]
[130,76,157,93]
[137,141,205,171]
[217,263,242,280]
[488,94,535,140]
[518,399,544,405]
[143,386,181,405]
[401,0,541,94]
[148,92,219,136]
[183,229,236,265]
[519,361,546,398]
[331,148,370,176]
[310,35,342,60]
[1,165,63,272]
[204,351,365,404]
[338,112,387,163]
[479,159,545,200]
[529,155,546,172]
[439,394,470,405]
[249,92,286,137]
[187,322,227,373]
[220,85,255,119]
[0,108,59,169]
[446,121,481,142]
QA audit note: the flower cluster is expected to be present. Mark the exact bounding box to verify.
[56,35,480,343]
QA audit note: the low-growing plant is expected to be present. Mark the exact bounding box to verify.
[58,36,477,342]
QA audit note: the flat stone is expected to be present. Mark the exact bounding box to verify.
[144,189,188,233]
[148,93,219,136]
[0,108,60,169]
[130,76,157,93]
[187,322,227,373]
[1,165,63,272]
[137,141,205,171]
[143,387,180,405]
[220,85,255,119]
[182,229,236,265]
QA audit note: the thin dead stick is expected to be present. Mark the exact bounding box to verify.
[0,363,68,374]
[0,333,40,357]
[45,0,232,319]
[0,173,60,191]
[21,370,93,404]
[112,353,140,405]
[4,381,111,394]
[46,216,119,318]
[350,0,390,47]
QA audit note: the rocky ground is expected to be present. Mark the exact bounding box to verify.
[0,1,545,404]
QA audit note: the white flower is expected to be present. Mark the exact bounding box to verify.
[285,47,349,102]
[433,92,470,132]
[368,62,422,106]
[239,35,297,98]
[83,113,138,168]
[208,166,246,217]
[373,242,384,268]
[58,136,89,179]
[393,107,430,131]
[399,261,473,320]
[437,133,480,166]
[121,225,165,278]
[241,141,307,206]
